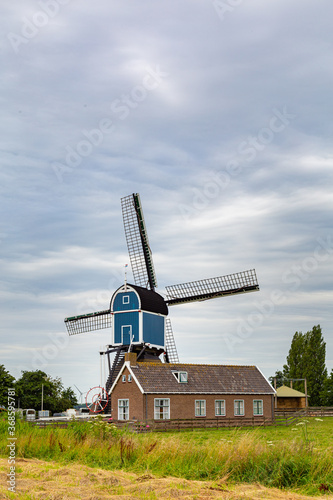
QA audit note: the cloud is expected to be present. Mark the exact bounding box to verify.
[1,0,332,393]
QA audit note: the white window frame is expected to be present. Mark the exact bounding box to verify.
[172,371,188,383]
[253,399,263,416]
[118,399,129,420]
[234,399,244,416]
[122,295,130,305]
[128,374,132,382]
[215,399,226,416]
[154,398,170,420]
[195,399,206,417]
[122,374,126,382]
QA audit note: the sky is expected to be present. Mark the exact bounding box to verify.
[1,0,333,402]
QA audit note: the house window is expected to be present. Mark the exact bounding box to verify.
[195,400,206,417]
[118,399,129,420]
[234,400,244,416]
[215,400,226,416]
[128,374,132,382]
[253,400,263,416]
[154,399,170,419]
[172,371,188,383]
[122,295,130,305]
[122,375,126,382]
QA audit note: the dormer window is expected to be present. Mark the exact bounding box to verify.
[173,371,188,383]
[122,295,130,305]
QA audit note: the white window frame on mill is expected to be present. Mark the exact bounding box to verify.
[195,400,206,417]
[154,398,170,419]
[122,295,130,305]
[234,399,244,416]
[215,399,226,416]
[253,399,263,416]
[118,399,129,420]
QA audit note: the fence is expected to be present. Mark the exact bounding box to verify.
[29,407,333,431]
[119,416,272,432]
[273,407,333,426]
[274,409,305,427]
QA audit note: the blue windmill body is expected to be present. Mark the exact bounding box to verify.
[111,284,168,349]
[65,193,259,400]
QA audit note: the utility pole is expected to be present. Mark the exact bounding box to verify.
[304,378,308,407]
[286,378,308,408]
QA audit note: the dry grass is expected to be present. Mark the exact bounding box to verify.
[0,457,332,500]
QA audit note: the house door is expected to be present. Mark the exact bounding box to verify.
[121,325,132,345]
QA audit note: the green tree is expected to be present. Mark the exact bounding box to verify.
[59,387,78,411]
[283,331,306,390]
[283,325,327,405]
[15,370,67,414]
[268,370,284,388]
[303,325,327,406]
[321,369,333,406]
[0,365,16,407]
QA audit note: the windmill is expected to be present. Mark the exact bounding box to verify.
[65,193,259,408]
[74,385,87,405]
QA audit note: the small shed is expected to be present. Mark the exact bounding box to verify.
[275,385,307,409]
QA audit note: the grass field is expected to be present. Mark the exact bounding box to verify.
[0,416,332,497]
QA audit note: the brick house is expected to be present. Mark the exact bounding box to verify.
[109,353,275,422]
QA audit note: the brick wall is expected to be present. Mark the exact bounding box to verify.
[111,367,145,420]
[146,393,273,420]
[111,366,273,421]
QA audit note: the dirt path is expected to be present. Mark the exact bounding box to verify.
[0,458,332,500]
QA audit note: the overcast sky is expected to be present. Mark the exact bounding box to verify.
[1,0,333,400]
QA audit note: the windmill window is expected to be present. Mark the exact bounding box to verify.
[154,398,170,419]
[122,375,126,383]
[253,399,263,416]
[195,400,206,417]
[172,371,188,383]
[122,295,130,305]
[118,399,129,420]
[215,400,226,416]
[234,400,244,416]
[128,374,132,382]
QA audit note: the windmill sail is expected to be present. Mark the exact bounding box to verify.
[121,193,157,290]
[164,318,179,363]
[65,310,112,335]
[165,269,259,306]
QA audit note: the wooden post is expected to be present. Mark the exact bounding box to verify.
[304,378,308,408]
